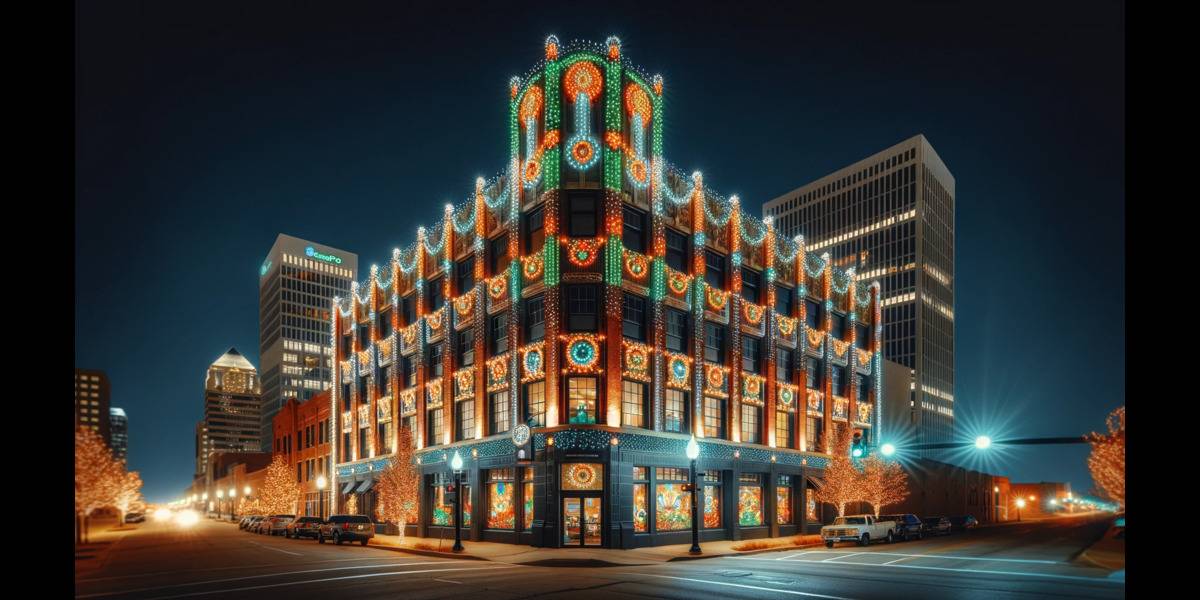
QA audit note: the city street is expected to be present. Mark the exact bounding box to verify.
[75,515,1123,599]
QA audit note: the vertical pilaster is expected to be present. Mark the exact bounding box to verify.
[846,272,858,443]
[821,253,834,453]
[764,218,777,447]
[728,197,743,443]
[689,173,706,438]
[604,188,624,427]
[796,236,808,452]
[473,179,487,439]
[415,227,429,450]
[442,205,455,445]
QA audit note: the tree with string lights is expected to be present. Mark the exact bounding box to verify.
[813,426,868,517]
[1087,406,1124,512]
[375,427,420,540]
[114,470,145,524]
[76,427,123,543]
[861,454,910,517]
[258,455,301,515]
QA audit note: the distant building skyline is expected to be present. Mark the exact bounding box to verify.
[75,369,111,446]
[257,233,357,452]
[201,347,263,466]
[110,407,128,461]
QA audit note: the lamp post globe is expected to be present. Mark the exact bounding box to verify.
[880,443,896,456]
[974,436,992,450]
[317,475,327,520]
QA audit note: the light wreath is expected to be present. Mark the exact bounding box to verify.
[567,237,604,267]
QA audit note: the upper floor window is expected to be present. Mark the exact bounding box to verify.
[456,328,475,367]
[806,357,822,389]
[456,257,475,294]
[566,285,598,332]
[489,313,508,356]
[665,308,688,353]
[401,295,415,325]
[428,278,444,312]
[567,191,597,237]
[704,323,725,364]
[777,348,793,381]
[525,205,545,254]
[622,206,646,253]
[856,323,870,346]
[705,251,726,289]
[805,299,822,329]
[832,312,847,340]
[525,294,545,342]
[402,355,416,388]
[622,294,646,341]
[742,268,761,303]
[665,228,688,272]
[357,323,370,348]
[377,365,390,395]
[742,336,762,373]
[428,342,444,378]
[831,365,846,396]
[489,234,510,276]
[377,309,393,338]
[776,286,793,316]
[857,374,870,401]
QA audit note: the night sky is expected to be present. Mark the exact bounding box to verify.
[75,1,1124,503]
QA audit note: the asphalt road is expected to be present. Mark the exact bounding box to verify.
[75,515,1124,599]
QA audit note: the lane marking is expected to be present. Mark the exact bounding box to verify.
[881,556,915,565]
[76,555,421,584]
[861,551,1063,565]
[822,552,866,562]
[74,561,447,598]
[248,541,303,556]
[776,551,820,560]
[434,578,462,584]
[144,565,518,599]
[725,556,1125,585]
[616,573,859,599]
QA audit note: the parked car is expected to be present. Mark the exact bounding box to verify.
[880,514,922,541]
[948,515,979,532]
[821,514,898,547]
[124,512,145,523]
[286,516,324,540]
[238,516,254,530]
[317,514,375,546]
[921,516,951,536]
[264,515,296,536]
[247,516,267,533]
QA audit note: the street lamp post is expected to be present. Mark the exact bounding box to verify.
[1016,498,1026,521]
[317,476,328,520]
[229,488,237,521]
[451,451,464,553]
[686,435,701,555]
[216,489,224,519]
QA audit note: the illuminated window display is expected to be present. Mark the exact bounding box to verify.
[739,474,764,526]
[776,475,793,525]
[487,469,515,529]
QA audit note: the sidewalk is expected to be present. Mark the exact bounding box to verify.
[1076,525,1125,571]
[368,533,824,565]
[75,519,141,580]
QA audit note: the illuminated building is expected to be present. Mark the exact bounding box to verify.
[258,233,357,451]
[75,369,111,445]
[271,390,333,518]
[109,407,128,461]
[330,37,885,548]
[202,348,263,465]
[195,420,209,479]
[765,135,954,457]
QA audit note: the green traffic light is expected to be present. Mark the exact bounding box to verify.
[851,447,863,458]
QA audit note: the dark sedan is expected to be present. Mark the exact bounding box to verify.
[285,516,324,540]
[921,516,951,536]
[949,515,979,531]
[881,514,923,541]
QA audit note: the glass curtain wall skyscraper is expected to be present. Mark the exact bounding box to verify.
[765,135,954,456]
[258,234,357,451]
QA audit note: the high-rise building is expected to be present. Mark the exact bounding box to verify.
[765,135,955,455]
[74,369,111,444]
[258,234,357,452]
[202,348,263,462]
[195,420,209,478]
[109,407,128,461]
[327,37,887,548]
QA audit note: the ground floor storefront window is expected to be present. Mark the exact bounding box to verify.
[487,468,515,529]
[430,474,471,526]
[523,468,534,531]
[702,470,722,529]
[654,468,691,531]
[633,467,649,532]
[777,475,793,525]
[739,473,764,526]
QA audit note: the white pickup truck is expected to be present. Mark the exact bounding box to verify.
[821,515,898,547]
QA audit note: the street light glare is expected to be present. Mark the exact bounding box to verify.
[974,436,992,450]
[881,443,896,456]
[1016,499,1026,508]
[851,447,863,457]
[686,435,700,460]
[451,450,464,471]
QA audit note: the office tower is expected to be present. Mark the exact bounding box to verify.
[75,369,111,444]
[203,347,262,461]
[765,135,955,455]
[109,407,128,461]
[258,234,357,451]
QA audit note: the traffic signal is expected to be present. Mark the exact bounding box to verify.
[851,432,864,458]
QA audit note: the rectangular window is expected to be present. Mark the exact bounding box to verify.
[456,329,475,367]
[664,389,688,434]
[805,299,822,329]
[806,357,823,389]
[741,403,761,444]
[856,323,869,347]
[523,381,545,427]
[832,366,846,396]
[297,462,302,483]
[378,421,393,454]
[832,312,847,340]
[633,480,648,533]
[357,323,370,348]
[342,383,351,410]
[665,308,688,353]
[622,206,646,253]
[567,377,598,424]
[665,228,688,272]
[704,323,725,364]
[738,475,764,526]
[357,377,368,402]
[489,234,510,277]
[622,294,646,341]
[486,468,516,529]
[525,205,545,254]
[377,309,393,338]
[490,391,511,434]
[525,295,545,342]
[456,257,475,293]
[567,191,597,237]
[427,409,444,445]
[655,481,693,531]
[777,349,793,382]
[403,356,416,388]
[777,476,794,525]
[428,279,444,312]
[806,416,822,451]
[358,428,368,457]
[428,342,444,378]
[621,380,646,428]
[456,399,474,441]
[705,251,725,289]
[703,473,722,529]
[776,286,794,316]
[401,295,415,325]
[857,375,870,402]
[377,365,390,395]
[742,336,761,373]
[342,432,351,458]
[566,285,598,331]
[703,396,725,439]
[775,410,793,448]
[742,268,761,303]
[489,313,508,356]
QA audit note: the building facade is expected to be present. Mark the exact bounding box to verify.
[109,407,128,461]
[259,233,357,452]
[271,391,333,518]
[195,421,210,479]
[329,37,886,548]
[75,369,111,445]
[202,348,263,465]
[765,135,955,456]
[1010,481,1073,518]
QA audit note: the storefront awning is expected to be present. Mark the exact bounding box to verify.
[806,477,824,490]
[356,479,374,493]
[341,481,357,495]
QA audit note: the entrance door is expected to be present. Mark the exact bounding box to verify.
[562,495,603,546]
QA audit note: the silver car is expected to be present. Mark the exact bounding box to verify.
[265,514,295,536]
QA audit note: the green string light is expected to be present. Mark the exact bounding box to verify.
[649,257,666,301]
[605,234,623,286]
[544,235,560,287]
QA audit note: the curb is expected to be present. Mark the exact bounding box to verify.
[368,542,488,561]
[667,542,826,562]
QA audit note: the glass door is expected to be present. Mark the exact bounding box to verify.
[582,497,602,546]
[563,497,582,545]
